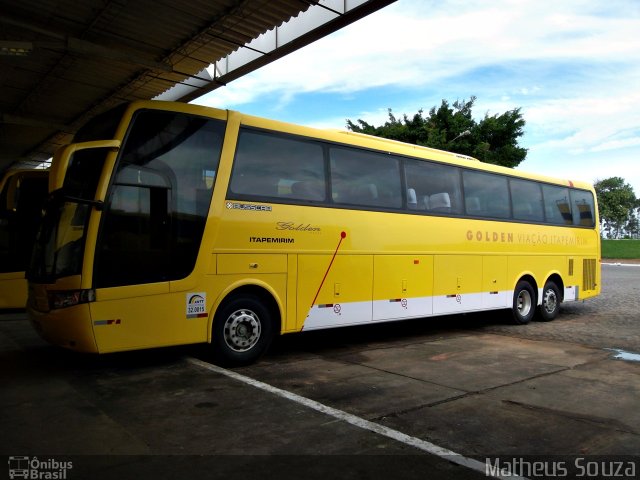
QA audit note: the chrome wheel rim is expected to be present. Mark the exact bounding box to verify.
[223,309,261,352]
[543,289,557,314]
[516,290,532,317]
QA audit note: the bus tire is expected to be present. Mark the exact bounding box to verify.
[211,294,274,366]
[511,280,536,325]
[538,281,561,321]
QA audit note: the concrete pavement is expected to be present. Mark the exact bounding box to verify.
[1,264,639,479]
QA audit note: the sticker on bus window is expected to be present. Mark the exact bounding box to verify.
[186,292,207,319]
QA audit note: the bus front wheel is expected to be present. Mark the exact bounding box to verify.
[538,281,561,321]
[211,294,274,366]
[511,281,536,325]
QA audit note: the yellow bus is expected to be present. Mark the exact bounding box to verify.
[26,100,600,365]
[0,169,49,308]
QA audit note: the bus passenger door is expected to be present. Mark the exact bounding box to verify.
[297,254,373,330]
[372,255,433,321]
[90,111,227,351]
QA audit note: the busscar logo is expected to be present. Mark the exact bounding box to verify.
[8,456,73,479]
[226,202,272,212]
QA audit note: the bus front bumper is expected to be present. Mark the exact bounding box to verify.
[27,286,98,353]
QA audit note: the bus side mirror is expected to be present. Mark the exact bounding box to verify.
[49,140,121,193]
[5,170,49,211]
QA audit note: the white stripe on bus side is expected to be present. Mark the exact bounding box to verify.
[302,290,516,331]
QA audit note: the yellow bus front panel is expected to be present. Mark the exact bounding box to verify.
[28,302,97,352]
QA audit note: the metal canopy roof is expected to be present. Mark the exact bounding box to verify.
[0,0,393,174]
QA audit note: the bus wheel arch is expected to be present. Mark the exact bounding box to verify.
[511,275,538,325]
[538,273,563,322]
[209,285,281,366]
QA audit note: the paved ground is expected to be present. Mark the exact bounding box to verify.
[1,263,639,479]
[486,263,640,352]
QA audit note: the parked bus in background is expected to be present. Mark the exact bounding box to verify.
[0,169,49,309]
[26,101,600,365]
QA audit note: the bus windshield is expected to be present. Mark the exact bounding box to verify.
[0,171,48,274]
[28,150,108,282]
[27,106,126,283]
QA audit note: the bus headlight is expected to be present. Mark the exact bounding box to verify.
[48,289,96,310]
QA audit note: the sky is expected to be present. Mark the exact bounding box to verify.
[192,0,640,195]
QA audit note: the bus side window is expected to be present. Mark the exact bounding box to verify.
[349,183,378,204]
[291,180,324,201]
[230,129,325,203]
[542,185,573,225]
[510,178,544,222]
[404,159,462,214]
[463,170,510,219]
[329,146,401,209]
[570,189,595,227]
[465,196,481,214]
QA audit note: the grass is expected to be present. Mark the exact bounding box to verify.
[601,239,640,259]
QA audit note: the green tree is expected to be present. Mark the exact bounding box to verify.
[346,97,527,168]
[594,177,638,238]
[625,211,639,239]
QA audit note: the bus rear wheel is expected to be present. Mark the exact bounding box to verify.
[211,294,274,366]
[511,280,536,325]
[538,281,561,321]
